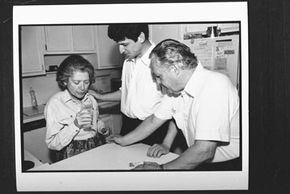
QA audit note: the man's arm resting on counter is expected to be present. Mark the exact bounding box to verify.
[161,120,178,149]
[147,120,178,158]
[162,140,217,170]
[89,89,121,101]
[114,114,167,146]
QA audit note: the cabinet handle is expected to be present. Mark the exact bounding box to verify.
[45,44,47,50]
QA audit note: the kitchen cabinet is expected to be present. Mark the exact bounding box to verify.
[44,25,96,54]
[99,114,114,134]
[43,25,123,69]
[94,25,123,69]
[23,127,51,164]
[21,26,46,77]
[111,114,122,135]
[90,74,111,94]
[99,113,122,135]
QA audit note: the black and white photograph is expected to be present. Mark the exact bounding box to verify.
[13,2,249,192]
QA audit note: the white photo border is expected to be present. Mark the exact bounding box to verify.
[14,2,249,191]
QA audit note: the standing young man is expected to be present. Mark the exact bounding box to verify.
[90,24,171,146]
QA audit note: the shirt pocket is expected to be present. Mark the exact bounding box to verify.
[58,114,75,126]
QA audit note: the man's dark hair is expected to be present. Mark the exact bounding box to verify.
[108,23,149,42]
[56,55,95,90]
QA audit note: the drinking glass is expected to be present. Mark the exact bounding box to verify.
[81,103,94,131]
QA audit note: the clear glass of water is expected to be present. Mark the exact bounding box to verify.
[81,103,94,131]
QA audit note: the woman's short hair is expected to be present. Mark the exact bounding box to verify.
[108,23,149,42]
[149,39,198,70]
[56,55,95,90]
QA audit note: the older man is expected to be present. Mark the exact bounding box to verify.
[109,39,240,170]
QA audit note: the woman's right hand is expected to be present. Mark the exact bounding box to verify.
[74,109,92,129]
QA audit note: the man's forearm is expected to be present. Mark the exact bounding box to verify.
[122,115,167,145]
[163,140,217,170]
[162,120,178,148]
[102,90,121,101]
[90,89,121,101]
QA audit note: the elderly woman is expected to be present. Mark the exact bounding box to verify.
[44,55,105,162]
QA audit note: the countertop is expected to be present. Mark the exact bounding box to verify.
[23,104,46,123]
[23,101,120,124]
[30,143,179,171]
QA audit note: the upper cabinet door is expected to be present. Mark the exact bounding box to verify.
[44,26,73,52]
[95,25,123,69]
[72,25,95,52]
[21,26,46,77]
[44,25,95,54]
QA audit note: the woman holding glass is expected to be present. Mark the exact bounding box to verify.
[45,55,106,162]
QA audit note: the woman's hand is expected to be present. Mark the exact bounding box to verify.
[147,144,170,158]
[74,109,92,129]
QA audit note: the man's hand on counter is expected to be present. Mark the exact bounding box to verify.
[106,134,128,146]
[147,144,170,158]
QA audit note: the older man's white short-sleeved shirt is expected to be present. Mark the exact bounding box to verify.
[120,43,163,120]
[154,63,240,162]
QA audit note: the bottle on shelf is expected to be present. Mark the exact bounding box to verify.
[29,87,38,110]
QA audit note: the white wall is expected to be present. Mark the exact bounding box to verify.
[22,73,60,108]
[183,23,240,34]
[150,23,240,44]
[150,24,181,44]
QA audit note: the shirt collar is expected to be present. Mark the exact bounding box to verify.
[140,41,155,67]
[63,89,90,103]
[126,41,155,66]
[183,62,207,98]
